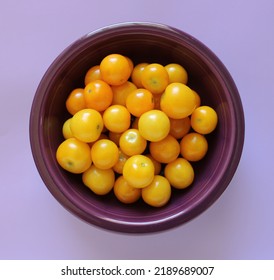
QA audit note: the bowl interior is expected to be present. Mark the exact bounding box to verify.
[30,23,244,233]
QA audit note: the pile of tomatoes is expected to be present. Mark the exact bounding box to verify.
[56,54,218,207]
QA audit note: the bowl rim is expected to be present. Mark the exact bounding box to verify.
[29,22,245,233]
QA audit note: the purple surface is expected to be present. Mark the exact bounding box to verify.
[1,0,274,259]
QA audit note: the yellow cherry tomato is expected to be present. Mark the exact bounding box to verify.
[84,65,102,86]
[56,138,92,174]
[114,176,141,204]
[103,105,131,133]
[141,63,169,95]
[82,164,115,195]
[138,109,170,142]
[123,155,155,189]
[119,128,147,156]
[112,148,129,174]
[160,83,196,119]
[149,134,180,164]
[180,132,208,162]
[91,139,119,169]
[62,118,73,139]
[142,175,171,207]
[192,90,201,108]
[164,158,194,189]
[65,88,86,115]
[191,105,218,134]
[145,154,162,175]
[70,109,103,143]
[100,54,132,86]
[131,62,148,88]
[165,63,188,84]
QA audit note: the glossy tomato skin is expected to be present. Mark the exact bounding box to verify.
[56,138,92,174]
[123,155,155,189]
[114,176,141,204]
[164,158,194,189]
[91,139,119,169]
[142,175,171,207]
[165,63,188,84]
[160,83,196,119]
[180,132,208,162]
[65,88,86,115]
[70,109,104,143]
[82,164,115,195]
[191,105,218,134]
[138,109,170,142]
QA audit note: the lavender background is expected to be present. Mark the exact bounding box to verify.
[1,0,273,259]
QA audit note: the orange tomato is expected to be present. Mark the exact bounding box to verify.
[65,88,86,115]
[62,118,73,139]
[160,83,196,119]
[138,109,170,142]
[126,88,154,117]
[114,176,141,204]
[141,63,169,95]
[84,79,113,112]
[100,54,132,86]
[123,155,155,188]
[119,128,147,156]
[169,117,191,139]
[180,132,208,162]
[84,65,102,86]
[111,81,137,106]
[56,138,92,174]
[164,158,194,189]
[131,62,148,88]
[145,154,162,175]
[103,105,131,133]
[149,134,180,164]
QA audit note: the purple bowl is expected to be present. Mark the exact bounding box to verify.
[29,22,244,233]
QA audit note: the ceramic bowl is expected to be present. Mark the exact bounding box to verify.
[29,22,245,233]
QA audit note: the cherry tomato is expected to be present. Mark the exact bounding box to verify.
[192,90,201,108]
[56,138,92,174]
[131,62,148,88]
[145,154,162,175]
[138,109,170,142]
[123,155,155,188]
[70,109,103,143]
[62,118,73,139]
[111,81,137,106]
[82,164,115,195]
[164,158,194,189]
[119,128,147,156]
[142,175,171,207]
[84,65,102,86]
[165,63,188,84]
[112,148,129,174]
[84,79,113,112]
[100,54,132,86]
[169,117,191,139]
[160,83,196,119]
[65,88,86,115]
[91,139,119,169]
[191,105,218,134]
[114,176,141,204]
[141,63,169,95]
[180,132,208,162]
[126,88,154,117]
[103,105,131,133]
[149,134,180,164]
